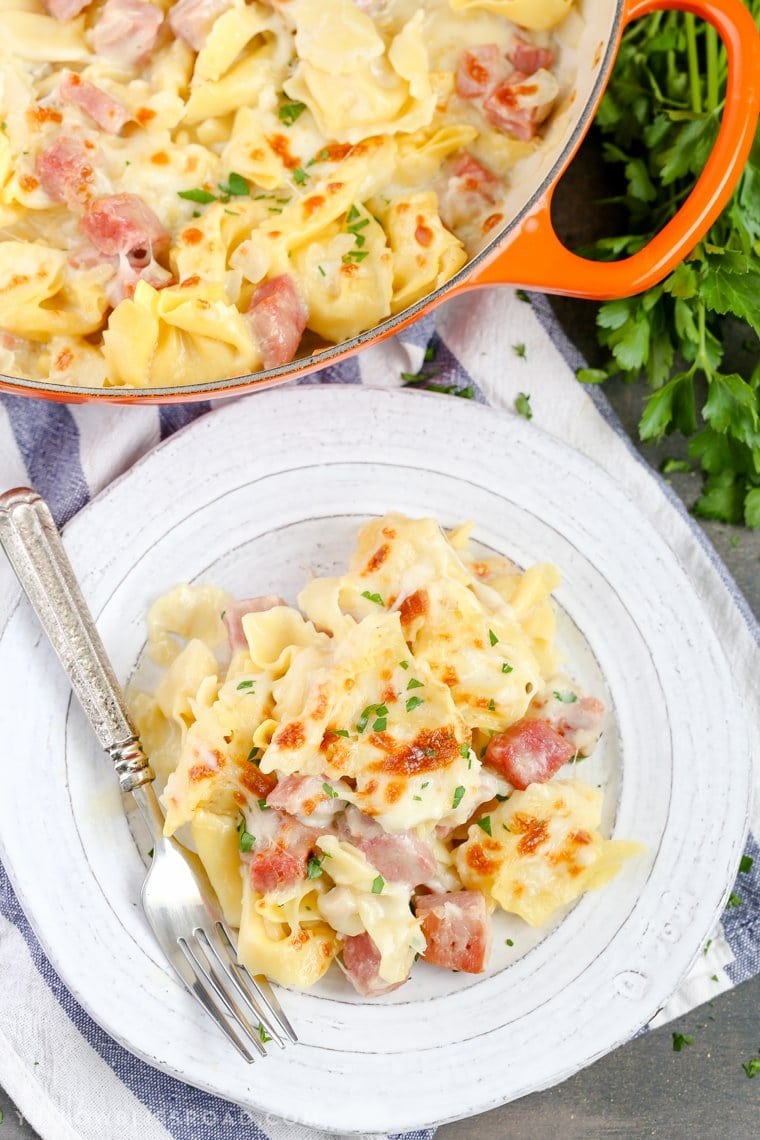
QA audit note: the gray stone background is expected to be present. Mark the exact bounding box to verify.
[1,139,758,1138]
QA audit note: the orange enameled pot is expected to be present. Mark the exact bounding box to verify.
[2,0,759,405]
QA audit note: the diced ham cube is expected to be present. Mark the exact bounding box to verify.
[223,594,286,654]
[266,774,346,830]
[508,35,555,76]
[342,932,405,997]
[338,807,436,886]
[168,0,233,52]
[485,718,574,789]
[449,152,500,204]
[44,0,92,20]
[455,44,502,100]
[81,193,168,258]
[246,274,308,370]
[92,0,164,67]
[415,890,490,973]
[59,72,130,135]
[529,685,605,757]
[35,136,96,209]
[248,816,318,895]
[483,68,559,142]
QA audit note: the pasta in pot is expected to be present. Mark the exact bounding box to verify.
[127,514,641,995]
[0,0,575,389]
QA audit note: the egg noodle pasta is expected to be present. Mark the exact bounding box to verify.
[0,0,575,389]
[128,514,641,994]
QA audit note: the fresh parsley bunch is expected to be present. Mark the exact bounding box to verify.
[579,4,760,526]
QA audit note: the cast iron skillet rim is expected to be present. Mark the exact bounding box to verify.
[1,0,625,401]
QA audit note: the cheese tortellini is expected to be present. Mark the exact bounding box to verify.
[128,513,640,994]
[0,0,574,388]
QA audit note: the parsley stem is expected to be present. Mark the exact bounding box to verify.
[685,14,702,115]
[705,24,720,113]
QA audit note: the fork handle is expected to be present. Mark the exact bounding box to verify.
[0,487,155,793]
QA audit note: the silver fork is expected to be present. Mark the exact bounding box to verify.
[0,487,297,1062]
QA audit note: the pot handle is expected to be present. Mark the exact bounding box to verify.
[458,0,760,300]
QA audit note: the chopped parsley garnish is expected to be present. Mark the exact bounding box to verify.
[502,823,511,832]
[476,816,492,836]
[506,938,514,947]
[739,854,754,873]
[293,167,309,185]
[307,856,325,879]
[459,743,470,759]
[553,690,578,703]
[407,678,424,690]
[372,717,387,732]
[178,187,215,204]
[726,891,742,908]
[342,249,369,263]
[147,847,154,859]
[361,590,384,605]
[495,793,510,802]
[488,699,496,711]
[512,343,527,359]
[247,747,261,763]
[515,392,533,420]
[672,1032,694,1052]
[413,795,422,801]
[452,785,466,810]
[488,629,499,646]
[371,874,385,894]
[278,100,306,126]
[399,659,410,669]
[237,679,256,691]
[327,728,350,739]
[356,703,388,733]
[346,204,361,223]
[516,288,530,303]
[502,662,514,673]
[703,939,713,955]
[218,172,250,197]
[257,1023,272,1044]
[421,781,429,790]
[257,798,270,811]
[742,1057,760,1078]
[322,782,339,799]
[307,148,331,166]
[424,343,436,362]
[317,264,326,276]
[237,817,255,853]
[406,695,424,712]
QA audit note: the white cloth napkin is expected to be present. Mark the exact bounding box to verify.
[0,288,757,1140]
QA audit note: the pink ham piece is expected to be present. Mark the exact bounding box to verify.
[485,718,574,789]
[92,0,164,67]
[449,152,500,204]
[44,0,92,20]
[81,193,168,258]
[483,70,558,142]
[223,594,285,654]
[528,687,605,757]
[508,35,555,76]
[168,0,233,51]
[36,136,96,209]
[246,274,308,370]
[59,72,130,135]
[248,815,320,895]
[266,774,347,830]
[342,933,404,997]
[339,807,436,886]
[456,44,502,100]
[415,890,490,973]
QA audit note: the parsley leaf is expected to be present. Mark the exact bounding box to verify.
[322,782,339,799]
[553,690,578,703]
[488,629,499,646]
[361,590,384,606]
[237,817,255,853]
[515,392,533,420]
[502,662,514,673]
[258,1023,272,1044]
[218,172,249,197]
[726,891,742,908]
[406,695,424,712]
[743,1057,760,1078]
[371,874,385,894]
[307,856,324,879]
[178,187,215,204]
[452,785,466,810]
[739,854,754,873]
[476,816,492,836]
[278,101,306,126]
[672,1032,694,1052]
[407,678,424,690]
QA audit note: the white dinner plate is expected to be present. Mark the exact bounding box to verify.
[0,387,750,1133]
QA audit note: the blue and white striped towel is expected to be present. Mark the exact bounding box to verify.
[1,289,758,1140]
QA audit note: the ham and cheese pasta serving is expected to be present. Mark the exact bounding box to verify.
[128,514,640,995]
[0,0,575,389]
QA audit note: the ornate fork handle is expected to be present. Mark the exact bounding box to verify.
[0,487,154,794]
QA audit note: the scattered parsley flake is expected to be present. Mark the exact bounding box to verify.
[553,690,578,703]
[477,816,492,836]
[322,782,339,799]
[317,265,326,276]
[703,939,712,955]
[237,817,255,853]
[257,798,270,811]
[371,874,384,894]
[452,785,466,810]
[488,699,496,711]
[672,1032,694,1052]
[293,167,309,185]
[237,680,256,691]
[219,172,249,197]
[515,288,530,303]
[515,392,533,420]
[278,100,306,126]
[459,743,470,759]
[147,847,154,859]
[178,187,215,204]
[742,1058,760,1078]
[502,823,511,832]
[258,1023,272,1044]
[406,695,424,712]
[399,659,410,669]
[361,590,384,606]
[407,678,424,690]
[711,974,719,982]
[506,938,514,947]
[413,795,422,801]
[346,204,361,223]
[726,891,742,908]
[307,856,324,879]
[421,781,429,789]
[739,854,754,873]
[342,249,369,263]
[495,793,510,802]
[512,343,527,359]
[372,717,387,732]
[488,629,499,646]
[502,662,514,673]
[327,728,350,738]
[424,343,436,362]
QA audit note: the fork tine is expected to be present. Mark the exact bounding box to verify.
[182,936,268,1058]
[175,941,256,1064]
[216,922,299,1044]
[200,926,286,1050]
